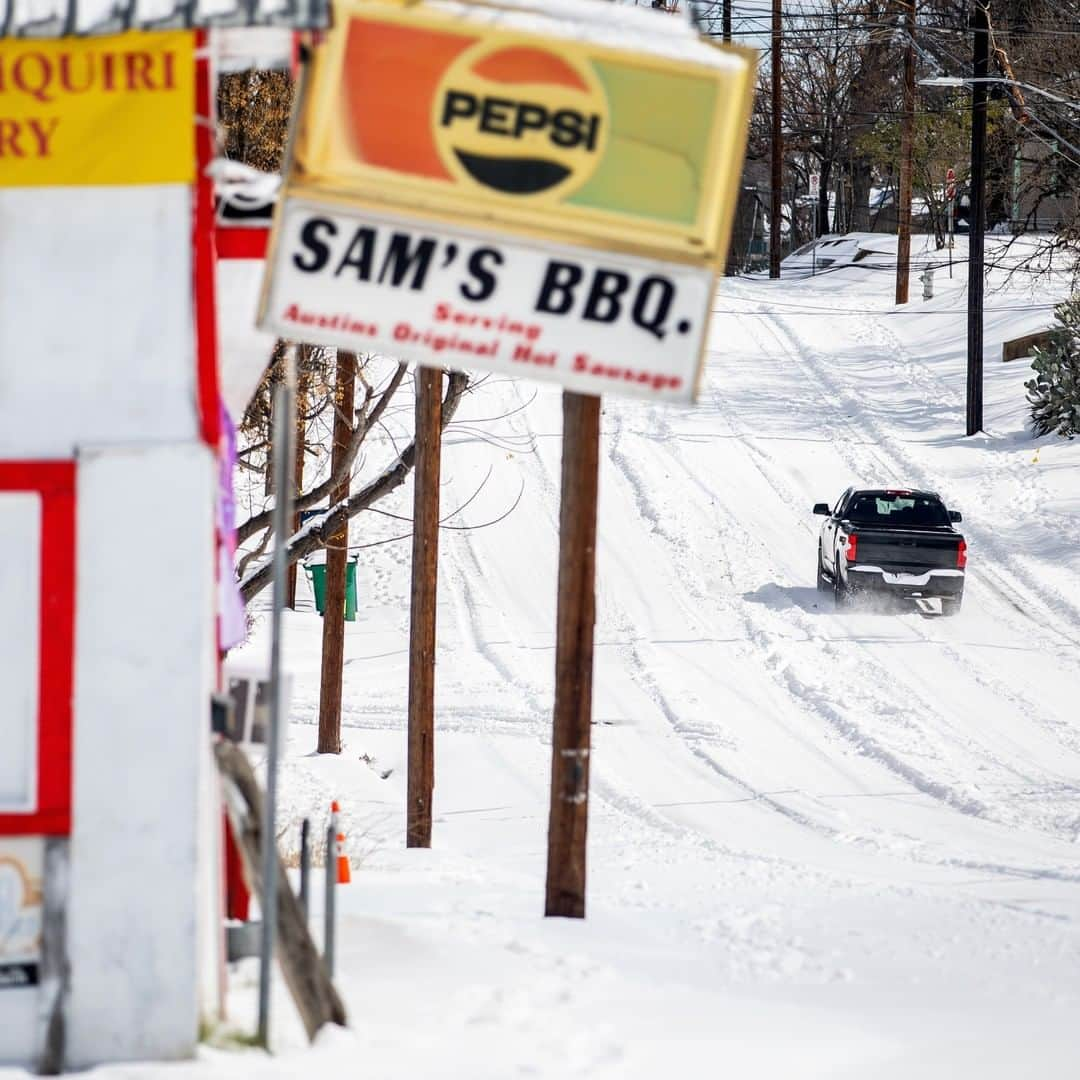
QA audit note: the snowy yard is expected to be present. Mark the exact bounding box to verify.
[38,235,1080,1079]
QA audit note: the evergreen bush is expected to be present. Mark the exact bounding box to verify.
[1025,298,1080,438]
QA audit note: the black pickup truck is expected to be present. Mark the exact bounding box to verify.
[814,488,967,614]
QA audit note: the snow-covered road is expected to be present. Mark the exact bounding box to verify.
[212,238,1080,1079]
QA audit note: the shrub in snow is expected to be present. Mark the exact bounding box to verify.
[1026,297,1080,438]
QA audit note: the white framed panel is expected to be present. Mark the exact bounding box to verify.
[0,493,41,813]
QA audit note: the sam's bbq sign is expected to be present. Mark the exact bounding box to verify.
[0,32,194,187]
[261,199,714,403]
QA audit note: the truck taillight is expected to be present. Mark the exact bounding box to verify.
[845,534,857,562]
[957,539,967,569]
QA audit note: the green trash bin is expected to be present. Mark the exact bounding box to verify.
[306,559,358,621]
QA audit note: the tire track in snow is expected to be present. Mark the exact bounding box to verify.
[429,380,791,867]
[613,631,1080,888]
[601,401,1001,826]
[433,380,856,885]
[708,311,1080,773]
[619,631,973,846]
[619,391,1005,798]
[601,304,1080,856]
[738,284,1080,653]
[849,303,1077,539]
[723,308,1080,797]
[844,306,1080,650]
[438,380,558,729]
[603,400,1080,880]
[740,302,1080,777]
[431,365,1080,884]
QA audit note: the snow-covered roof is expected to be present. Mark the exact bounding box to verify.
[426,0,748,70]
[0,0,327,36]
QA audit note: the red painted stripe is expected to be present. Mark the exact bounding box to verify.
[194,29,222,449]
[216,226,269,260]
[0,461,76,837]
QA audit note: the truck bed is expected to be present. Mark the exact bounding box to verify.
[849,526,962,572]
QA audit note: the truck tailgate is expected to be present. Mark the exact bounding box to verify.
[851,528,961,572]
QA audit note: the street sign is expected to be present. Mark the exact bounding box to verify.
[946,167,957,202]
[261,197,713,402]
[260,0,756,402]
[809,173,820,199]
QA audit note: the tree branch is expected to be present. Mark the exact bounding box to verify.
[239,370,469,604]
[236,361,408,545]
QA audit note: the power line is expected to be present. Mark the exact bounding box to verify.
[712,298,1062,315]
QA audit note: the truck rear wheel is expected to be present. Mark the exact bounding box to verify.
[941,597,962,617]
[816,544,830,592]
[834,571,852,609]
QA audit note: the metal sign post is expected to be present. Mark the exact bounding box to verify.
[257,347,297,1049]
[946,167,956,278]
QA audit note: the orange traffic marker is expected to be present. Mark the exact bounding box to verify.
[331,801,350,884]
[335,832,351,885]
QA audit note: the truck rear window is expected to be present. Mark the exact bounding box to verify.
[846,493,949,526]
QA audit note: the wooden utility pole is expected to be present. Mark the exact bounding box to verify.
[895,1,916,305]
[967,0,989,436]
[317,350,356,755]
[545,392,600,919]
[769,0,783,279]
[722,0,731,42]
[407,367,443,848]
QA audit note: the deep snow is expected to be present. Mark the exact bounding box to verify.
[20,233,1080,1079]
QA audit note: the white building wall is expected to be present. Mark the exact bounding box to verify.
[0,167,226,1066]
[0,186,196,460]
[0,993,37,1062]
[66,443,216,1066]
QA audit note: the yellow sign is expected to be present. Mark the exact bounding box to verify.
[0,31,195,187]
[288,1,756,266]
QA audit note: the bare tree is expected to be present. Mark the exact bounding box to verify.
[218,69,294,174]
[747,0,904,247]
[918,0,1079,247]
[238,366,471,604]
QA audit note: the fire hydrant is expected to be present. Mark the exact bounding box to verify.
[920,267,935,300]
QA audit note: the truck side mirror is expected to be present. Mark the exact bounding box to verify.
[949,510,962,523]
[813,503,830,516]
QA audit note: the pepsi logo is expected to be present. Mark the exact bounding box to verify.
[433,42,608,199]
